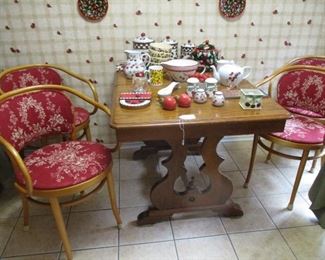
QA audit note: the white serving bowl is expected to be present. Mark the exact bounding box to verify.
[161,59,199,82]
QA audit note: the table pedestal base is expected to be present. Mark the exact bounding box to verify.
[137,200,243,225]
[134,135,244,225]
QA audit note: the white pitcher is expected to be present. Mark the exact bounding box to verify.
[124,50,151,79]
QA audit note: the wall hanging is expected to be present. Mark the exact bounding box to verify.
[77,0,108,22]
[219,0,246,20]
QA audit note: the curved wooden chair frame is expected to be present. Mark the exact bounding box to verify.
[0,85,121,260]
[244,64,325,210]
[0,64,99,141]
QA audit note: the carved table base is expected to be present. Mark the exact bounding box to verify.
[136,135,243,225]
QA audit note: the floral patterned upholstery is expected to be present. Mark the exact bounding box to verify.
[16,141,112,190]
[0,67,91,127]
[277,58,325,118]
[0,90,74,151]
[0,67,62,92]
[271,114,325,144]
[74,107,90,125]
[293,58,325,67]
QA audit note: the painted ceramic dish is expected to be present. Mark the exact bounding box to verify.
[78,0,109,22]
[120,99,151,109]
[219,0,246,19]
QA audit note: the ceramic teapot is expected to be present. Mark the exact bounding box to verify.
[210,60,251,87]
[124,50,151,79]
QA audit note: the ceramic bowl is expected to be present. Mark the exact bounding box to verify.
[161,59,199,82]
[151,56,172,64]
[149,42,172,53]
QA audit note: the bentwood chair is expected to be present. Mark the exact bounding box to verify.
[287,56,325,172]
[244,64,325,210]
[0,85,121,260]
[0,64,99,141]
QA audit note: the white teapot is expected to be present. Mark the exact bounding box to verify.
[210,60,251,87]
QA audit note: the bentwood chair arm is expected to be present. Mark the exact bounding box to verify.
[255,64,325,91]
[287,55,325,65]
[0,136,33,195]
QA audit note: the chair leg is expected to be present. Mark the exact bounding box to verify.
[106,173,122,228]
[85,126,92,141]
[287,149,309,210]
[49,197,73,260]
[244,134,259,188]
[20,193,30,231]
[265,142,274,163]
[308,150,320,173]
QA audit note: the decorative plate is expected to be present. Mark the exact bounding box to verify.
[120,99,151,109]
[219,0,246,19]
[77,0,109,22]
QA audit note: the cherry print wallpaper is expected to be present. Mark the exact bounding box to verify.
[0,0,324,143]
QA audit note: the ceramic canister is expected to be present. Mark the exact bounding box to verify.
[212,91,225,107]
[133,33,154,50]
[162,36,178,59]
[180,40,196,58]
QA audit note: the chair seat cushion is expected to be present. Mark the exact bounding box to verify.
[16,141,112,190]
[74,107,90,126]
[271,115,325,144]
[284,106,324,118]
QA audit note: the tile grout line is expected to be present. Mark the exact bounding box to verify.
[169,218,180,260]
[223,142,300,259]
[117,148,121,260]
[0,213,21,259]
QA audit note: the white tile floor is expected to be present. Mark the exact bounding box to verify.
[0,139,324,260]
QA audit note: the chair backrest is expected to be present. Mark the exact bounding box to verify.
[0,90,74,151]
[0,67,62,93]
[276,58,325,118]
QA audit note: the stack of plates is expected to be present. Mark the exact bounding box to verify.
[148,43,172,66]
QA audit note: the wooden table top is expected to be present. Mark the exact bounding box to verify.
[110,72,290,140]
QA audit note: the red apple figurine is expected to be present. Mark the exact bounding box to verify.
[176,93,192,107]
[162,96,177,110]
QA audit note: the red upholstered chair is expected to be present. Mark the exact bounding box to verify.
[244,64,325,210]
[287,56,325,172]
[0,64,99,141]
[0,85,121,260]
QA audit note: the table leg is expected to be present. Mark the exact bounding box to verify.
[137,135,243,225]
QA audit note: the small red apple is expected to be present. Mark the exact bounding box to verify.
[162,96,177,110]
[176,93,192,107]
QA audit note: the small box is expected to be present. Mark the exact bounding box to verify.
[239,89,264,109]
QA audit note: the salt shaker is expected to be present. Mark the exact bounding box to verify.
[193,88,208,104]
[186,77,199,97]
[212,91,225,107]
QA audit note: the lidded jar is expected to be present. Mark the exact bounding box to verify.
[180,40,196,58]
[193,88,207,104]
[133,33,154,50]
[212,91,225,107]
[191,40,220,72]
